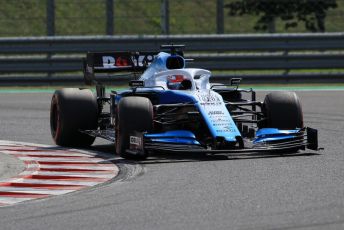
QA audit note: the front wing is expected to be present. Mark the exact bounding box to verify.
[126,127,319,155]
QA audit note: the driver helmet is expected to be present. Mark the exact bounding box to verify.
[167,75,185,90]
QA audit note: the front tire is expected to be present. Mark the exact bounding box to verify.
[50,88,98,147]
[263,91,303,129]
[116,97,153,160]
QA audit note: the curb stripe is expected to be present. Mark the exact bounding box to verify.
[22,175,108,182]
[35,171,116,178]
[39,165,116,170]
[0,187,78,195]
[15,179,100,186]
[0,141,119,207]
[17,157,106,163]
[0,192,49,198]
[38,168,116,173]
[0,182,85,190]
[36,161,110,165]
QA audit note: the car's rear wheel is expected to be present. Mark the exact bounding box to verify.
[50,88,98,147]
[263,91,303,129]
[116,96,153,160]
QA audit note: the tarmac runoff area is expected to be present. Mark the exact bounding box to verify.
[0,141,119,207]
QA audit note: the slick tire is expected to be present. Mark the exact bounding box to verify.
[50,88,98,147]
[263,91,304,129]
[116,96,153,160]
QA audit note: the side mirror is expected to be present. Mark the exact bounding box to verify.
[231,78,242,86]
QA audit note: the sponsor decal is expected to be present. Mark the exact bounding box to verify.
[208,111,224,115]
[130,136,141,146]
[102,56,131,68]
[196,93,222,103]
[195,91,240,136]
[102,56,116,68]
[133,54,155,67]
[102,54,155,69]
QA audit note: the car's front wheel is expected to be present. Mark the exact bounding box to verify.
[262,91,304,129]
[115,96,153,160]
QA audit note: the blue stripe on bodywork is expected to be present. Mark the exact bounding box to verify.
[144,130,201,145]
[254,128,300,144]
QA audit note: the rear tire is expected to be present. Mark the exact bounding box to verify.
[116,97,153,160]
[50,88,98,147]
[263,91,303,129]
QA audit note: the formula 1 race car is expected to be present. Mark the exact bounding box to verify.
[50,45,319,160]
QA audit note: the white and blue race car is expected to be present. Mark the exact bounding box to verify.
[50,45,319,160]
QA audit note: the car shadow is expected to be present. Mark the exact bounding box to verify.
[91,144,320,164]
[139,151,320,165]
[58,144,321,165]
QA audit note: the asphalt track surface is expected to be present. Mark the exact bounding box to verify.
[0,91,343,230]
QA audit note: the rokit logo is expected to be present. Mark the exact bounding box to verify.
[102,56,115,68]
[135,54,155,67]
[102,54,155,68]
[102,56,130,68]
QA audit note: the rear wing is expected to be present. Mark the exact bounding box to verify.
[83,52,158,85]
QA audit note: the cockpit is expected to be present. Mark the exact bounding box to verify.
[166,75,192,90]
[139,51,212,90]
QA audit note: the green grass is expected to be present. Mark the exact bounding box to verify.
[0,0,46,36]
[1,0,344,36]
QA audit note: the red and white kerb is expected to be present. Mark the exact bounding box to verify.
[0,141,119,207]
